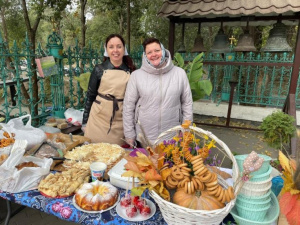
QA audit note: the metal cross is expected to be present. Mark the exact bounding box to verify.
[229,35,236,45]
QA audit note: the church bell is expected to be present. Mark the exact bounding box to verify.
[261,22,292,52]
[210,28,230,53]
[192,23,206,52]
[234,30,257,52]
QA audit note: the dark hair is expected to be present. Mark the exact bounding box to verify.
[103,34,136,72]
[142,37,161,51]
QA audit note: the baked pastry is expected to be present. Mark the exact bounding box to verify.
[38,168,90,197]
[75,180,118,211]
[64,143,125,166]
[15,161,39,170]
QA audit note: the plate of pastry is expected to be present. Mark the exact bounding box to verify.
[72,180,120,213]
[40,191,73,199]
[72,195,120,213]
[116,195,156,221]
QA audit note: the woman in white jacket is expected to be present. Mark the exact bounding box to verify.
[123,37,193,147]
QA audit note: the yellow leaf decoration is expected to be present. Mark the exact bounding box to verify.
[181,120,191,129]
[157,154,165,170]
[161,168,172,181]
[279,151,291,174]
[290,159,297,172]
[290,189,300,195]
[136,152,153,166]
[121,170,142,178]
[149,180,160,187]
[124,161,141,173]
[145,168,162,181]
[281,170,298,195]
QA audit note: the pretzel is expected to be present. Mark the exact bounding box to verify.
[199,172,212,182]
[171,166,184,180]
[178,163,188,168]
[206,173,218,183]
[215,186,223,197]
[194,165,207,176]
[217,189,225,202]
[181,167,192,172]
[224,189,231,203]
[167,175,179,186]
[165,178,177,189]
[207,186,219,196]
[185,181,189,193]
[193,163,204,171]
[191,155,203,162]
[206,182,219,190]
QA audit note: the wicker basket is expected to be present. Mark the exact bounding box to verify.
[149,125,241,225]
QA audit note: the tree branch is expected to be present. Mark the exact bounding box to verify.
[20,0,32,33]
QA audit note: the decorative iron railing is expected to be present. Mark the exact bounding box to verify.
[0,32,299,126]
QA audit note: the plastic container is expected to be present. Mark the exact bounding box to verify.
[243,176,272,190]
[108,158,140,189]
[236,194,271,210]
[271,176,284,196]
[237,190,272,203]
[236,202,270,221]
[235,154,272,176]
[240,181,272,197]
[230,192,279,225]
[250,166,272,182]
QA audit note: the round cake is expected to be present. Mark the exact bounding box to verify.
[75,180,118,211]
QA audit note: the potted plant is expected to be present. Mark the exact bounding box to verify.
[173,52,212,101]
[260,110,296,150]
[260,111,299,225]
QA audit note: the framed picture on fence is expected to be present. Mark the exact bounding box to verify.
[35,56,58,78]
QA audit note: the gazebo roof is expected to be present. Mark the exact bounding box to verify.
[158,0,300,26]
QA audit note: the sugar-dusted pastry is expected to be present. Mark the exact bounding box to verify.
[75,180,118,211]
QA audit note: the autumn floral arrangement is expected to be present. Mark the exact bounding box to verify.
[122,120,235,211]
[278,151,300,225]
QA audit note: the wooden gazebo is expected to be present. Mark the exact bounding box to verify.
[158,0,300,156]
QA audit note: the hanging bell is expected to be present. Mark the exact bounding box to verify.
[261,22,292,52]
[234,30,257,52]
[210,29,230,53]
[177,23,186,53]
[191,34,206,52]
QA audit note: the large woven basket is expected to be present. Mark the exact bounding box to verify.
[149,125,240,225]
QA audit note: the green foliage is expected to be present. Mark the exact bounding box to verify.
[75,72,91,92]
[173,52,212,101]
[260,111,296,149]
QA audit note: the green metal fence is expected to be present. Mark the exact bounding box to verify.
[0,31,300,126]
[181,51,299,108]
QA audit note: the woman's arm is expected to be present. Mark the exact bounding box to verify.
[180,69,193,122]
[123,72,139,143]
[82,65,103,125]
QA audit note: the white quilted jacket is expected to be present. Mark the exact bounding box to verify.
[123,50,193,145]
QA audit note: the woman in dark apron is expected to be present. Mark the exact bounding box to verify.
[82,34,136,145]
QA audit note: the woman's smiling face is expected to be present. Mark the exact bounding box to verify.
[145,42,162,67]
[106,37,125,66]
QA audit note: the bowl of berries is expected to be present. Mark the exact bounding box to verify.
[116,194,156,221]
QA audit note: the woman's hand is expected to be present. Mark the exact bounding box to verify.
[126,138,136,148]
